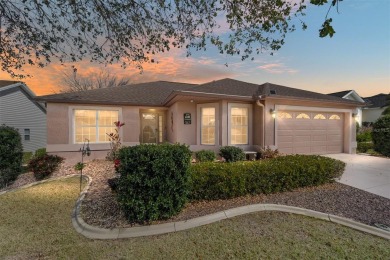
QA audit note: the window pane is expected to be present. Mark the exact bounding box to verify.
[201,108,215,145]
[230,107,248,145]
[98,110,118,126]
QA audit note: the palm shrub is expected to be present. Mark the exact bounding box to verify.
[372,115,390,156]
[0,125,23,188]
[219,146,245,162]
[116,143,192,223]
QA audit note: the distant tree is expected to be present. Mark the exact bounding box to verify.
[382,93,390,116]
[60,69,130,93]
[0,0,342,79]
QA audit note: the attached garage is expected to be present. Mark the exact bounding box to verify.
[276,111,344,154]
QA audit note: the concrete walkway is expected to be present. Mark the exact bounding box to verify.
[326,154,390,199]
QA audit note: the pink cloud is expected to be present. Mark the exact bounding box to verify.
[258,63,298,74]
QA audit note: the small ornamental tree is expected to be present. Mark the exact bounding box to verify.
[106,121,125,161]
[0,125,23,188]
[372,115,390,156]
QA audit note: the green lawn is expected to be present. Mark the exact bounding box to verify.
[0,177,389,259]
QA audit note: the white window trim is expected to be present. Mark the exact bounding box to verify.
[69,106,123,144]
[227,103,252,146]
[197,103,219,146]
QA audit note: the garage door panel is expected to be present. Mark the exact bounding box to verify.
[311,146,327,153]
[278,130,293,136]
[276,110,344,155]
[294,147,311,154]
[278,136,293,142]
[312,135,327,141]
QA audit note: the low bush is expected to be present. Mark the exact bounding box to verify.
[116,143,192,223]
[195,150,216,162]
[28,154,64,180]
[189,155,345,200]
[34,148,47,158]
[0,125,23,188]
[258,146,280,159]
[219,146,245,162]
[357,142,374,153]
[356,130,372,142]
[22,152,33,164]
[372,116,390,156]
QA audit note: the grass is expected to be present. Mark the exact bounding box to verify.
[0,177,389,259]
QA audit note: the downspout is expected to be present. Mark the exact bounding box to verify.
[256,97,265,148]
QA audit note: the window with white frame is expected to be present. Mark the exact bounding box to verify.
[201,107,215,145]
[74,109,119,143]
[230,106,249,145]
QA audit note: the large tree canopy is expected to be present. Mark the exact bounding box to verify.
[0,0,342,78]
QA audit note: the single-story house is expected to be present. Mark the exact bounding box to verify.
[36,78,364,160]
[328,90,365,126]
[0,80,47,152]
[362,94,389,123]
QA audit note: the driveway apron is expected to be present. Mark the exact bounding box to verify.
[326,154,390,199]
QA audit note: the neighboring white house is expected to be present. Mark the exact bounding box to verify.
[362,94,389,123]
[0,80,47,152]
[328,90,365,125]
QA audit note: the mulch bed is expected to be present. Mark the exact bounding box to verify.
[3,160,390,229]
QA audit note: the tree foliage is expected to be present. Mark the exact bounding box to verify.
[0,0,342,78]
[60,69,130,92]
[381,93,390,116]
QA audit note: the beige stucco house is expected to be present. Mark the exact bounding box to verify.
[37,78,364,160]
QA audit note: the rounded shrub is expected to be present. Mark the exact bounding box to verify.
[195,150,216,162]
[219,146,245,162]
[0,125,23,188]
[28,154,64,180]
[372,115,390,156]
[34,148,47,158]
[116,143,192,223]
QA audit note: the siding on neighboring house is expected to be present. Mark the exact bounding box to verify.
[0,87,46,152]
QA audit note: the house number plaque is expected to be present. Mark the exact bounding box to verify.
[184,113,191,124]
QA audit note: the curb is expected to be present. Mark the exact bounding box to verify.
[0,174,82,196]
[72,180,390,240]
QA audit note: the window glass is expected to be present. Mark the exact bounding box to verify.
[24,129,30,141]
[296,113,310,119]
[74,109,118,143]
[278,112,292,119]
[314,114,326,120]
[230,107,248,145]
[329,114,341,120]
[201,107,215,145]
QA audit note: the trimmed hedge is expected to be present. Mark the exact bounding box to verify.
[219,146,245,162]
[117,143,192,223]
[372,116,390,156]
[195,150,216,162]
[189,155,345,200]
[0,125,23,188]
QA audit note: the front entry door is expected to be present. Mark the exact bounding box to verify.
[141,113,164,144]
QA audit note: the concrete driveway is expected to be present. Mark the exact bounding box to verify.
[326,154,390,199]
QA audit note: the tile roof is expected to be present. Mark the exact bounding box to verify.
[37,78,363,106]
[0,80,21,89]
[328,90,353,98]
[363,94,389,108]
[36,81,197,106]
[257,82,361,104]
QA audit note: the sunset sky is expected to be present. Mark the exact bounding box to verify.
[1,0,389,97]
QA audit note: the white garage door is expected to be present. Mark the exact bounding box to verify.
[276,111,344,154]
